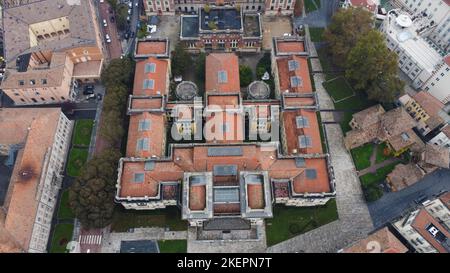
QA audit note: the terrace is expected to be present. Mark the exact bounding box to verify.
[243,14,261,37]
[200,8,242,32]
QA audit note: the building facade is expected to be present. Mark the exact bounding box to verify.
[0,0,105,105]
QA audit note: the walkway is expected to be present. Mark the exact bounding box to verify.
[267,26,374,253]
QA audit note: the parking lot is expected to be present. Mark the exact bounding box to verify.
[73,83,105,104]
[368,169,450,228]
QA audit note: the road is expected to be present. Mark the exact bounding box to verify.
[123,0,141,56]
[368,169,450,229]
[98,1,123,59]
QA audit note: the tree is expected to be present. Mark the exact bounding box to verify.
[195,52,206,82]
[171,43,191,77]
[115,4,129,31]
[101,57,135,88]
[69,149,121,228]
[345,30,404,103]
[107,0,118,10]
[323,7,373,67]
[239,65,253,87]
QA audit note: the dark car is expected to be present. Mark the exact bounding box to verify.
[97,93,103,101]
[124,32,129,39]
[414,194,428,204]
[83,85,95,95]
[110,16,115,23]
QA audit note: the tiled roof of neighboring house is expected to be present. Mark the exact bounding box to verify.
[351,104,385,130]
[411,209,450,253]
[276,55,313,93]
[3,0,99,64]
[388,128,423,153]
[344,125,379,150]
[283,109,323,155]
[72,60,103,79]
[291,158,331,194]
[422,144,450,169]
[387,163,424,191]
[126,112,166,158]
[133,57,169,96]
[189,185,206,211]
[350,0,378,12]
[276,40,305,54]
[136,40,167,55]
[247,183,265,209]
[379,107,416,141]
[1,108,61,251]
[412,91,445,118]
[205,53,240,93]
[343,227,408,253]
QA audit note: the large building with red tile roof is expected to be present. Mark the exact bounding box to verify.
[342,227,409,253]
[0,108,73,252]
[116,37,334,230]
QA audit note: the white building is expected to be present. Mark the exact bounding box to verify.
[429,125,450,149]
[423,192,450,231]
[395,0,450,52]
[381,9,450,103]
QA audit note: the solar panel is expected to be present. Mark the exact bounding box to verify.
[305,169,317,179]
[134,173,145,183]
[213,187,240,203]
[208,147,243,157]
[288,60,299,71]
[213,165,238,176]
[298,135,312,148]
[218,70,228,83]
[290,76,303,87]
[296,116,309,128]
[295,157,306,168]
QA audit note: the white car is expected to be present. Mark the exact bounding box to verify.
[102,19,107,27]
[105,34,111,43]
[135,2,138,7]
[128,9,132,15]
[128,2,132,8]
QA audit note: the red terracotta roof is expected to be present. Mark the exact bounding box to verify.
[283,109,323,155]
[126,112,166,158]
[343,227,408,253]
[136,41,167,55]
[276,40,305,54]
[411,209,450,253]
[189,185,206,211]
[412,91,444,118]
[132,57,168,96]
[445,55,450,66]
[205,53,240,93]
[247,184,265,209]
[277,55,313,93]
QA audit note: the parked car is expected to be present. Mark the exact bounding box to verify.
[110,16,115,23]
[103,19,107,27]
[128,2,133,8]
[97,93,103,101]
[124,32,129,39]
[135,2,138,7]
[414,194,428,204]
[83,85,95,95]
[128,9,132,15]
[105,34,111,43]
[86,94,96,100]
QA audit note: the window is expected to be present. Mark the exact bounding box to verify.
[145,63,156,73]
[143,79,155,89]
[136,138,149,151]
[134,173,145,183]
[218,70,228,83]
[41,79,47,85]
[19,80,25,86]
[138,119,151,131]
[290,76,302,87]
[305,169,317,179]
[298,135,312,148]
[296,116,309,128]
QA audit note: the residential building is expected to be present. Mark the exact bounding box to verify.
[394,0,450,52]
[381,9,450,103]
[341,226,409,253]
[0,108,74,253]
[393,208,450,253]
[143,0,294,16]
[180,7,262,52]
[423,192,450,231]
[429,125,450,149]
[115,38,335,237]
[0,0,105,105]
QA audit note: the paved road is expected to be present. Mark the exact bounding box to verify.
[368,169,450,229]
[294,0,340,28]
[99,1,123,59]
[123,0,141,56]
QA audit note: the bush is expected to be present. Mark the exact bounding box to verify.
[239,65,253,87]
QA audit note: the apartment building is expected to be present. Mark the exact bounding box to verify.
[0,108,73,253]
[395,0,450,52]
[180,7,262,52]
[381,9,450,104]
[143,0,293,16]
[115,38,335,234]
[0,0,105,105]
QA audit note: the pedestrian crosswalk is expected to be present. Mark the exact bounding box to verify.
[79,234,102,245]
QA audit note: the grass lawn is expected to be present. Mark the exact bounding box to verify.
[72,119,94,147]
[49,223,74,253]
[111,206,187,232]
[322,77,354,102]
[265,199,338,246]
[158,240,187,253]
[304,0,321,13]
[57,190,75,219]
[360,162,399,187]
[309,27,324,42]
[350,143,374,171]
[375,142,392,164]
[66,148,89,177]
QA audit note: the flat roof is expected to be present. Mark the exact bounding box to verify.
[200,8,242,31]
[120,240,159,253]
[181,16,199,38]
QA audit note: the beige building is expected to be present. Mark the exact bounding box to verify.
[1,0,105,105]
[0,108,74,253]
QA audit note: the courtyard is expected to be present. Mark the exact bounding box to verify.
[262,16,293,50]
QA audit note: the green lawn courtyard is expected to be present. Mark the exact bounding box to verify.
[350,143,374,171]
[57,190,75,219]
[265,199,338,246]
[72,119,94,147]
[111,206,187,232]
[359,162,400,202]
[49,223,74,253]
[66,148,89,177]
[322,77,355,102]
[158,240,187,253]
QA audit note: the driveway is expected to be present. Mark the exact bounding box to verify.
[368,169,450,229]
